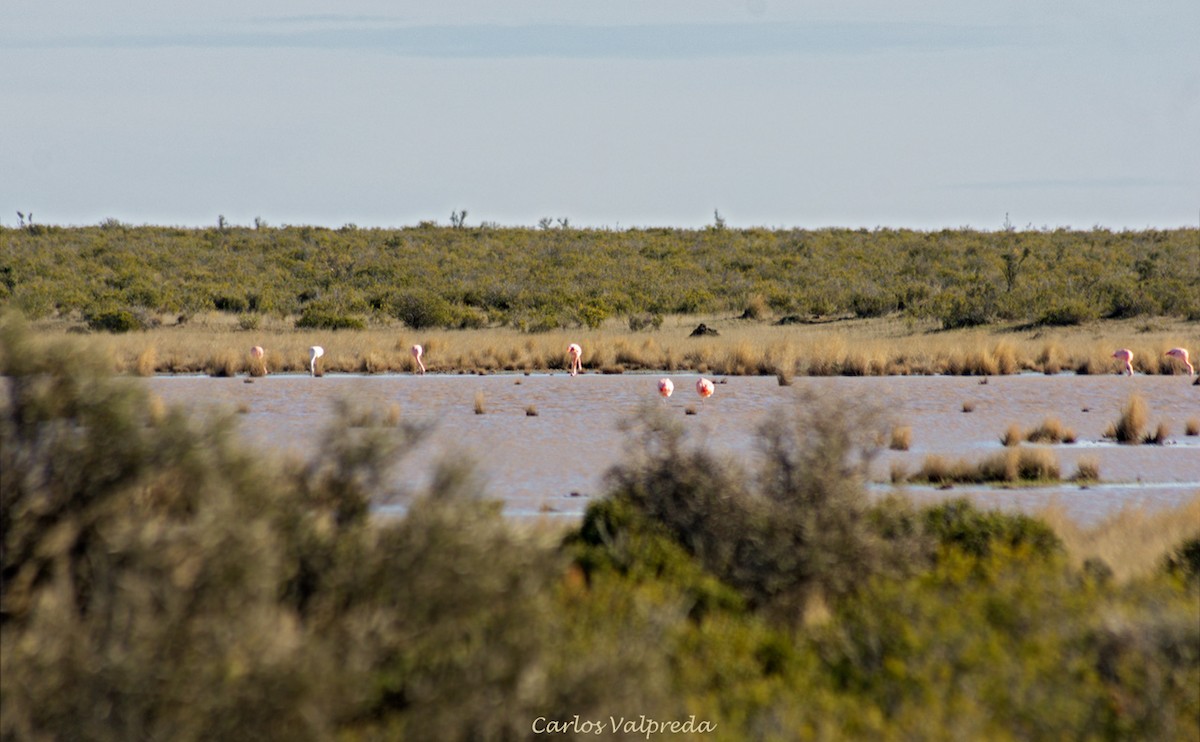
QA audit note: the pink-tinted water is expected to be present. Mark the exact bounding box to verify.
[143,373,1199,525]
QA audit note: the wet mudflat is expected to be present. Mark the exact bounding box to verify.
[143,372,1199,525]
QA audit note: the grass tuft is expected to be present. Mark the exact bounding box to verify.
[912,447,1061,485]
[1102,394,1147,444]
[1071,457,1101,483]
[1142,421,1169,445]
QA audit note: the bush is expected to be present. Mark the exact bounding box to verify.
[391,290,456,329]
[294,307,366,330]
[85,308,143,333]
[602,395,915,623]
[213,295,249,312]
[1162,534,1200,585]
[932,286,996,329]
[923,499,1062,560]
[627,313,664,332]
[1037,298,1096,326]
[0,313,672,739]
[849,290,896,318]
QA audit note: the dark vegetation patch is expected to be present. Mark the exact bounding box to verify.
[2,224,1196,331]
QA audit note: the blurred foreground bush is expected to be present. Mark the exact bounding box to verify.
[0,313,672,740]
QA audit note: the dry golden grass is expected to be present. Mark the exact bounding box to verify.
[27,314,1198,378]
[1071,457,1100,482]
[1186,418,1199,436]
[1039,493,1200,582]
[889,425,912,451]
[474,391,486,415]
[134,346,156,377]
[1143,421,1170,445]
[909,447,1061,485]
[1103,394,1147,444]
[1024,417,1076,444]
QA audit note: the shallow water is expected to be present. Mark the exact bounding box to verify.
[144,372,1199,525]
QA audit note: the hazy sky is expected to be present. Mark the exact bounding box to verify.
[3,1,1198,230]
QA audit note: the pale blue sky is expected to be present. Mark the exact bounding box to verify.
[3,1,1197,230]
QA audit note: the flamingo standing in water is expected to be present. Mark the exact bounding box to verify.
[411,344,426,375]
[249,345,267,376]
[1112,349,1133,376]
[309,346,325,377]
[696,377,715,400]
[1165,348,1194,375]
[658,378,674,399]
[567,343,583,377]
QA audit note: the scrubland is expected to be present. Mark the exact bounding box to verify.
[2,223,1197,376]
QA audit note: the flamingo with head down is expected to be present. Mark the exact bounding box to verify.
[249,345,266,376]
[412,344,426,375]
[309,346,325,377]
[1165,348,1193,376]
[567,344,583,377]
[1112,348,1133,376]
[658,378,674,399]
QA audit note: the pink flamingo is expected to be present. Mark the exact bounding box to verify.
[1165,348,1194,375]
[696,377,715,400]
[658,378,674,399]
[411,344,425,375]
[1112,348,1133,376]
[309,346,324,377]
[249,343,266,372]
[567,343,583,377]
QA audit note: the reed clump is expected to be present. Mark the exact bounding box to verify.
[134,346,157,377]
[1142,422,1169,445]
[889,425,912,451]
[473,391,486,414]
[206,350,240,378]
[1103,395,1147,444]
[247,353,268,377]
[1186,418,1199,436]
[1024,417,1076,444]
[909,448,1061,485]
[1071,457,1101,483]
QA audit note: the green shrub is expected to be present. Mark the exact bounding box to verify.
[1037,298,1096,326]
[0,313,672,740]
[294,307,366,330]
[627,313,664,331]
[85,308,143,333]
[391,290,456,329]
[849,290,896,318]
[932,287,996,330]
[576,300,611,329]
[922,499,1062,560]
[1162,534,1200,585]
[602,395,916,623]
